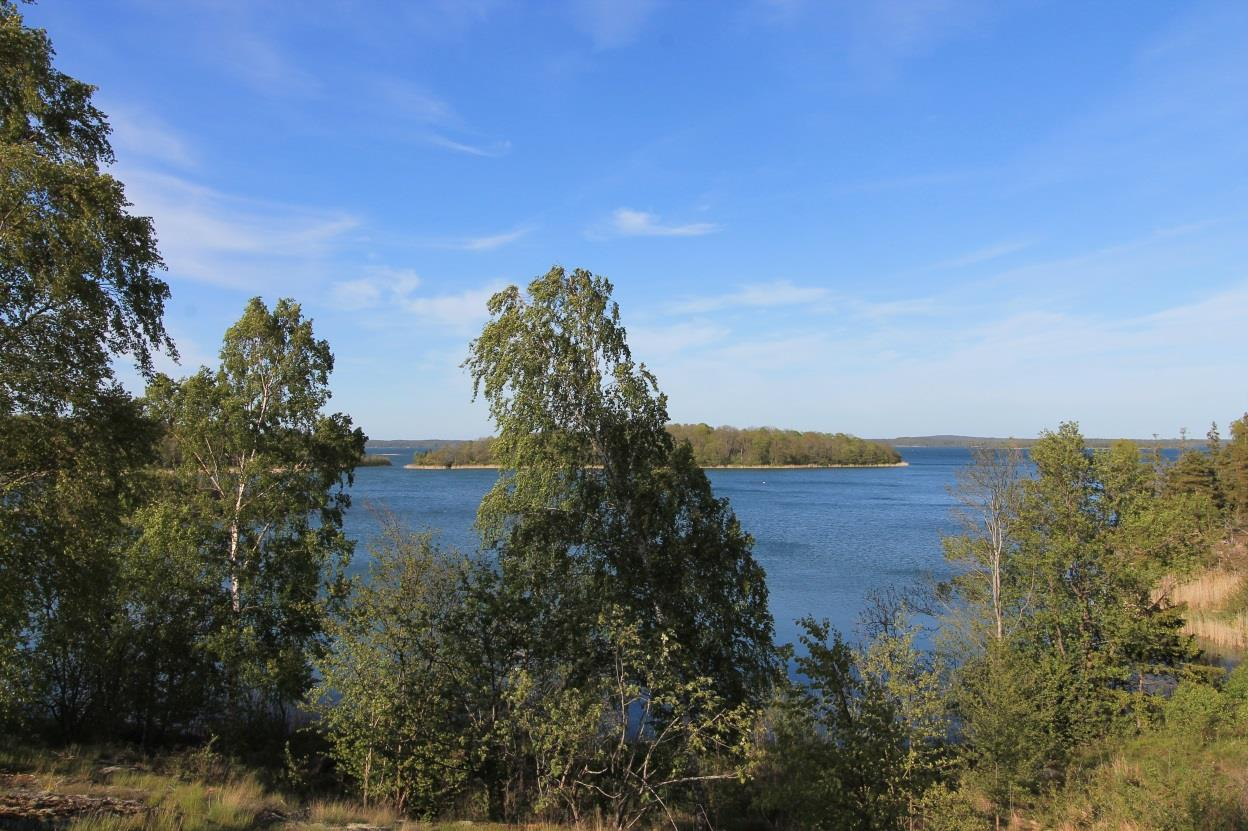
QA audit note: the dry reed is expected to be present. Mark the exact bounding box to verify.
[1157,570,1245,611]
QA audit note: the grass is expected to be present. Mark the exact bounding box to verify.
[0,744,574,831]
[1041,729,1248,830]
[306,798,399,827]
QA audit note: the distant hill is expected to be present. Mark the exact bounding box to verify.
[881,435,1202,449]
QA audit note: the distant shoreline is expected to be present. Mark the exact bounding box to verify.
[403,461,909,470]
[405,464,498,470]
[704,462,908,469]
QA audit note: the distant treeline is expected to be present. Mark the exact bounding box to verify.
[670,424,902,465]
[410,425,901,467]
[366,438,462,449]
[887,434,1206,449]
[411,438,497,466]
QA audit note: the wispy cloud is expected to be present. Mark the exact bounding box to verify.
[327,269,502,330]
[396,226,534,251]
[120,168,360,288]
[754,0,993,85]
[453,226,533,250]
[399,284,501,329]
[629,320,729,358]
[329,278,385,312]
[849,297,939,319]
[106,105,196,168]
[376,78,458,125]
[928,240,1033,270]
[648,280,1248,437]
[371,77,510,158]
[603,208,719,238]
[570,0,662,48]
[221,32,320,97]
[425,133,512,157]
[669,280,828,314]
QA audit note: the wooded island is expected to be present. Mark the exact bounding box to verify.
[407,425,903,468]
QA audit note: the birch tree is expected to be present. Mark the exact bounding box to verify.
[142,297,364,724]
[464,266,778,825]
[942,444,1026,645]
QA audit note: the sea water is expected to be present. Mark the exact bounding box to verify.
[343,446,970,646]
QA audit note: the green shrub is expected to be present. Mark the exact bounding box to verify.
[1165,681,1227,740]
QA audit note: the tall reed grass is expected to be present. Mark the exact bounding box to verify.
[1156,569,1248,653]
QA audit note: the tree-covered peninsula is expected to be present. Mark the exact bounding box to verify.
[669,423,902,466]
[409,425,901,468]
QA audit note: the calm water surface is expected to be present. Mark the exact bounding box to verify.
[343,447,970,645]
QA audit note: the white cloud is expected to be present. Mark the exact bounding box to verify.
[330,279,385,312]
[454,226,532,250]
[570,0,661,48]
[398,284,501,329]
[753,0,992,86]
[327,270,501,330]
[106,105,196,168]
[369,78,509,158]
[629,321,729,358]
[327,268,421,311]
[221,32,320,97]
[376,78,458,125]
[669,280,828,314]
[849,297,938,319]
[120,168,360,288]
[928,240,1033,270]
[425,133,512,157]
[606,208,719,238]
[648,280,1248,437]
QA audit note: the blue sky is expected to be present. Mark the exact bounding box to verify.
[25,0,1248,439]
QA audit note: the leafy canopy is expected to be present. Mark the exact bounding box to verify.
[140,297,365,724]
[463,266,778,825]
[0,0,172,416]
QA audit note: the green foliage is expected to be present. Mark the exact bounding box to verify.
[1096,440,1219,579]
[0,0,172,416]
[667,423,901,466]
[507,611,758,829]
[1164,680,1227,740]
[459,266,778,825]
[750,614,951,831]
[1223,414,1248,528]
[1015,425,1193,705]
[954,643,1071,815]
[2,392,162,736]
[312,520,478,816]
[942,424,1208,824]
[409,425,901,468]
[137,297,365,733]
[0,0,172,731]
[410,437,496,467]
[465,266,778,691]
[1167,448,1224,509]
[1041,675,1248,830]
